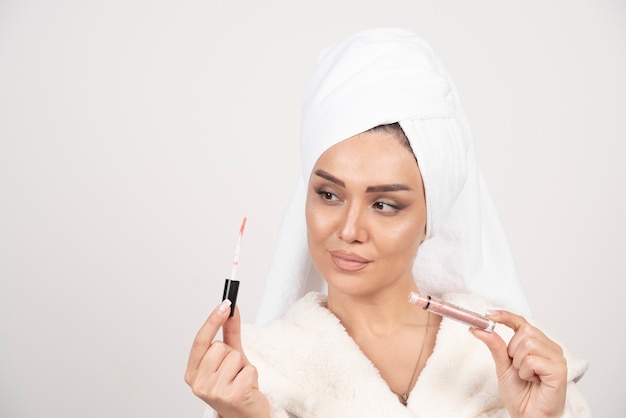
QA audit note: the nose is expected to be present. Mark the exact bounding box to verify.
[337,202,368,243]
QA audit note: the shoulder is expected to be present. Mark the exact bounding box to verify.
[240,291,347,362]
[244,291,336,335]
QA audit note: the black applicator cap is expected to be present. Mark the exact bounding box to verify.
[222,278,239,317]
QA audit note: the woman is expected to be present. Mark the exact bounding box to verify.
[185,28,591,417]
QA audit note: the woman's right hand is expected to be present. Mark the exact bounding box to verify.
[185,300,270,418]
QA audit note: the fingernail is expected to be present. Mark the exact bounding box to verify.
[217,299,232,314]
[485,310,497,317]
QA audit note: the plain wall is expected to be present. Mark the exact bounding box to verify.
[1,1,624,416]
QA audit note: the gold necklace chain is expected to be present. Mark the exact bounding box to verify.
[398,311,431,406]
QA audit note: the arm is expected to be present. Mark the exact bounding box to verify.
[203,400,293,418]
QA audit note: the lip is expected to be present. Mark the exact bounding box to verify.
[329,250,372,271]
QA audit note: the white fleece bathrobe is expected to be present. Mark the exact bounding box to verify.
[205,292,591,418]
[204,28,592,417]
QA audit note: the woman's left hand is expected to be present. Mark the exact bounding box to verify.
[471,310,567,418]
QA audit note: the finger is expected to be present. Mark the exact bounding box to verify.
[487,310,545,359]
[517,354,547,383]
[487,310,566,384]
[509,334,561,372]
[519,353,567,386]
[201,340,231,374]
[188,341,241,402]
[486,309,528,332]
[233,363,260,390]
[223,305,244,353]
[470,328,513,379]
[491,310,564,364]
[186,299,232,373]
[215,348,248,387]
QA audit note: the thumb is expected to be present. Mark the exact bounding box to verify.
[222,305,245,353]
[470,328,512,378]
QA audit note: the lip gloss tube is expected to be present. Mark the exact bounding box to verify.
[408,292,495,332]
[222,217,247,317]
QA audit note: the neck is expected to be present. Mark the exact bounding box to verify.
[326,280,427,337]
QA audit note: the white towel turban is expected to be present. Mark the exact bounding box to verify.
[255,28,531,325]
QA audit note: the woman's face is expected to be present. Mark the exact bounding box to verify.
[305,130,427,298]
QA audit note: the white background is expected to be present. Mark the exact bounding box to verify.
[1,1,624,417]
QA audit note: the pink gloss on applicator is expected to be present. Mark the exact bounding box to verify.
[408,292,496,332]
[222,217,247,317]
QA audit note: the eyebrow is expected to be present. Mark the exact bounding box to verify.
[313,169,413,193]
[314,169,345,187]
[365,184,412,193]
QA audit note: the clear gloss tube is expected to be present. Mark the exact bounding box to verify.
[408,292,495,332]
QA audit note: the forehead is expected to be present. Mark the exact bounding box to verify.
[312,131,421,185]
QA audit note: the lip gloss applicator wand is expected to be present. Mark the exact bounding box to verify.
[408,292,496,332]
[222,216,247,317]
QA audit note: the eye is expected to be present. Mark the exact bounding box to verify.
[373,201,401,213]
[316,189,341,203]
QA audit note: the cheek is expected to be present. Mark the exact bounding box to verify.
[411,215,427,247]
[385,216,426,257]
[305,197,329,246]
